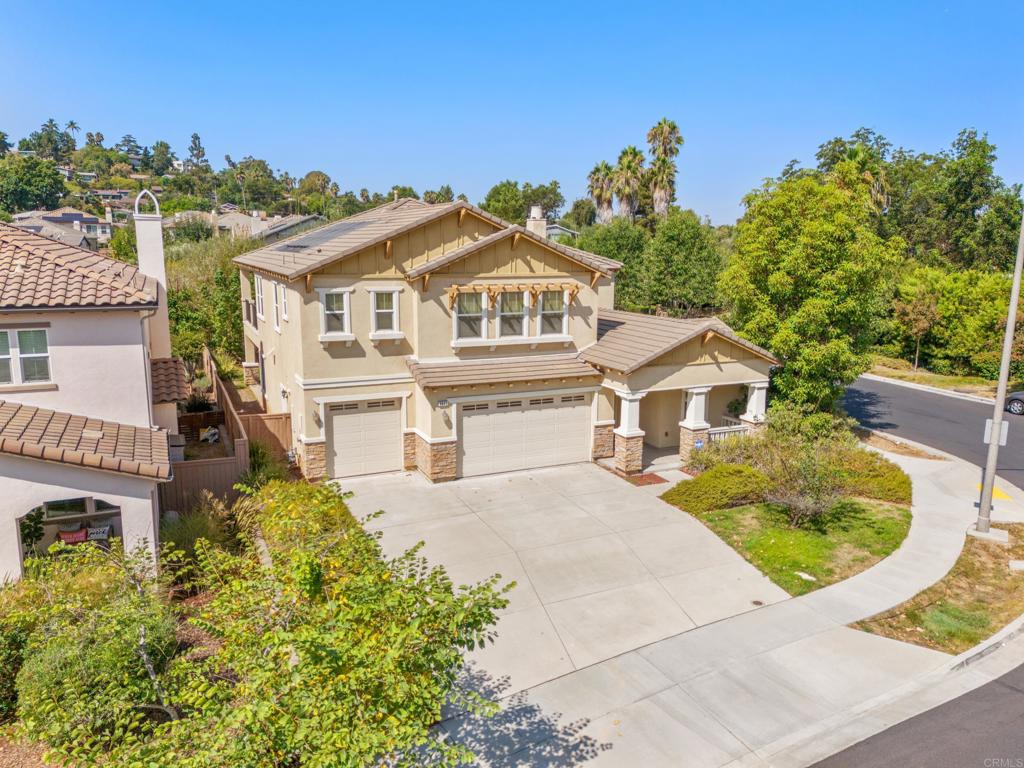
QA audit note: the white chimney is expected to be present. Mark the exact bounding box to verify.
[104,206,112,224]
[526,205,547,239]
[133,190,172,359]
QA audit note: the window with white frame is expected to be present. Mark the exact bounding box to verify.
[539,290,567,335]
[498,291,527,337]
[254,276,264,318]
[0,329,51,385]
[322,290,350,335]
[280,283,288,321]
[371,291,399,333]
[455,292,485,339]
[271,281,281,332]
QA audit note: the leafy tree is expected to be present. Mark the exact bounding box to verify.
[892,268,941,369]
[577,218,651,308]
[720,162,904,409]
[108,224,137,264]
[522,180,564,220]
[563,198,596,230]
[480,179,563,224]
[423,184,455,203]
[816,127,891,173]
[587,161,615,224]
[187,133,207,167]
[19,118,76,163]
[149,140,176,176]
[160,194,212,215]
[613,146,645,219]
[0,132,9,156]
[114,134,141,156]
[298,170,332,197]
[71,143,114,175]
[0,155,66,212]
[632,209,722,314]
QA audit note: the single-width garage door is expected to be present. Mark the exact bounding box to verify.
[458,392,592,477]
[327,398,402,478]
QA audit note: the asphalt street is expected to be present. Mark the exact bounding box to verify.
[813,376,1024,768]
[844,375,1024,492]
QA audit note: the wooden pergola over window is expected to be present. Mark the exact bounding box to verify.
[445,282,581,310]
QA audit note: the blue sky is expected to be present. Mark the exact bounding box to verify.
[2,1,1022,224]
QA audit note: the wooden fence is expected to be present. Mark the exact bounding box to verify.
[159,349,251,512]
[239,412,292,460]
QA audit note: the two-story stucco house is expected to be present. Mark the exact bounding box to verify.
[0,193,187,580]
[234,198,776,484]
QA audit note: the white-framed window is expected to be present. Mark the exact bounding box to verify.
[271,281,281,332]
[254,276,265,318]
[455,292,486,340]
[318,288,353,339]
[539,290,568,336]
[280,283,288,321]
[0,329,52,385]
[371,291,400,334]
[498,291,528,337]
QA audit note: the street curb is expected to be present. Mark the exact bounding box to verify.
[862,428,954,462]
[950,612,1024,670]
[859,373,997,405]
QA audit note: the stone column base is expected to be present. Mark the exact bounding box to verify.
[403,432,417,470]
[679,425,710,465]
[614,432,644,474]
[592,424,615,459]
[241,362,259,386]
[299,441,327,482]
[741,417,767,434]
[415,434,457,482]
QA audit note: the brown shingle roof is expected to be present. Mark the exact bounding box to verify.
[581,309,778,373]
[404,225,620,279]
[407,353,601,388]
[150,357,189,404]
[0,223,157,310]
[0,400,171,480]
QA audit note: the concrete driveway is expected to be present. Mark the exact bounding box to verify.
[340,463,788,695]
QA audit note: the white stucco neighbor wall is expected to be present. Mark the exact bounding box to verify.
[0,310,152,427]
[0,454,159,582]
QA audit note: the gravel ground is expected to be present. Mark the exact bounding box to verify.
[0,737,44,767]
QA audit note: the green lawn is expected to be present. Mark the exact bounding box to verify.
[691,500,912,596]
[871,355,1023,399]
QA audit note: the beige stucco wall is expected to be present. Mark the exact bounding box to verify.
[639,390,683,448]
[604,358,773,394]
[0,454,159,581]
[707,383,745,427]
[596,388,616,423]
[0,310,152,427]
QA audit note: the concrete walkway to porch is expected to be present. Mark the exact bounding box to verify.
[432,448,1019,766]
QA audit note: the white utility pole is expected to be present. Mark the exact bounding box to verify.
[976,208,1024,533]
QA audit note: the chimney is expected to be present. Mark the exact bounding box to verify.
[104,206,112,224]
[209,208,219,235]
[526,205,547,239]
[133,190,172,359]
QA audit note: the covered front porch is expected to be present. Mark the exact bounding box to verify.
[606,381,769,475]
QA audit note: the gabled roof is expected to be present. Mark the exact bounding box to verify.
[0,223,157,310]
[407,353,600,388]
[150,357,189,404]
[404,225,620,279]
[0,400,171,480]
[581,309,778,374]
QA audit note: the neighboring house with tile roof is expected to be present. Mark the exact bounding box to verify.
[0,198,188,581]
[234,198,777,485]
[12,207,113,248]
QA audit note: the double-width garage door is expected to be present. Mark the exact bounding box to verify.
[458,393,592,478]
[327,398,402,478]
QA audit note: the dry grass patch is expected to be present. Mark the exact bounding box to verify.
[855,428,945,460]
[870,356,1024,399]
[857,524,1024,654]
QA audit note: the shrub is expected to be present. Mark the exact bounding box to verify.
[661,463,768,515]
[235,440,289,493]
[160,496,233,582]
[841,449,912,504]
[183,391,212,413]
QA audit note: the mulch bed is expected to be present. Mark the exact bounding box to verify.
[0,736,44,768]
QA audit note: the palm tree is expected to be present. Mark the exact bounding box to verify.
[613,146,645,219]
[587,161,615,224]
[650,156,676,217]
[65,120,79,138]
[842,144,890,212]
[646,118,683,160]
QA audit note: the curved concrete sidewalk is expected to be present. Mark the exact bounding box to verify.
[444,447,1015,767]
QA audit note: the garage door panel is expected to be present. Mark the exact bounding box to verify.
[328,400,402,478]
[458,393,592,478]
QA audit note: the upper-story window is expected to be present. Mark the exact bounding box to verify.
[498,292,527,337]
[455,293,485,340]
[540,290,568,335]
[372,291,399,333]
[0,329,51,385]
[317,287,354,342]
[280,283,288,321]
[254,276,265,318]
[271,281,281,332]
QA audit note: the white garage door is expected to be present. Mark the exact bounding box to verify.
[458,392,592,477]
[327,398,402,478]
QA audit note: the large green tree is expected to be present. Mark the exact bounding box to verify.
[0,155,66,212]
[577,218,651,308]
[479,179,563,224]
[720,162,904,409]
[633,209,722,314]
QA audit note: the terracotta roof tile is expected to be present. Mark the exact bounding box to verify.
[407,353,601,388]
[0,223,157,310]
[0,400,170,480]
[150,357,189,404]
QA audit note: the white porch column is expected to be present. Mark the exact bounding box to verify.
[742,381,769,424]
[613,391,646,474]
[680,386,711,430]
